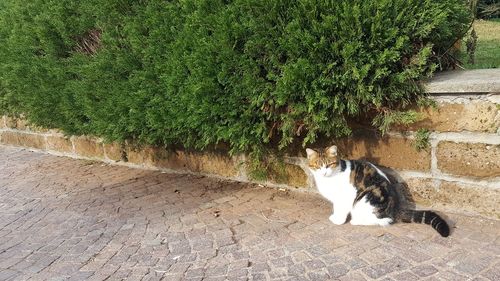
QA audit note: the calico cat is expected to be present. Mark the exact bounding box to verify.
[306,145,450,237]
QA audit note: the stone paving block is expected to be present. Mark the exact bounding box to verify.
[0,145,499,281]
[302,259,326,271]
[392,271,420,281]
[344,258,368,270]
[453,255,495,276]
[0,269,18,280]
[412,264,438,277]
[307,270,331,281]
[482,264,500,281]
[326,263,349,278]
[432,270,470,281]
[362,257,410,279]
[287,264,306,276]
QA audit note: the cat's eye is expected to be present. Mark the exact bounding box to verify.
[326,162,337,167]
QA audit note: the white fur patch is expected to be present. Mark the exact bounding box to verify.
[368,162,391,183]
[310,161,356,225]
[350,196,393,226]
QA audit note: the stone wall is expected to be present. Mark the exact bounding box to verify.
[1,70,499,218]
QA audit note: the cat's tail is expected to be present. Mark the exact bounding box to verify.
[398,210,450,237]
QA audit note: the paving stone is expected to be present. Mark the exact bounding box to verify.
[228,268,248,277]
[338,271,367,281]
[0,145,498,281]
[344,257,368,270]
[286,277,308,281]
[302,259,326,270]
[433,270,470,281]
[270,256,294,268]
[228,259,250,270]
[482,265,500,281]
[326,263,349,278]
[250,262,270,273]
[205,265,228,277]
[287,264,305,276]
[412,264,438,277]
[392,271,420,281]
[291,251,311,263]
[307,270,331,281]
[453,255,494,276]
[0,270,18,280]
[250,273,268,281]
[362,257,410,279]
[268,268,288,279]
[184,267,204,278]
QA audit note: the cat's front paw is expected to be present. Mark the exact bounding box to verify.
[329,214,346,225]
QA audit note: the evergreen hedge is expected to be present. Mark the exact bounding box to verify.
[0,0,471,154]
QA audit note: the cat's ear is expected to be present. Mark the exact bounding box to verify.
[326,145,338,156]
[305,148,318,159]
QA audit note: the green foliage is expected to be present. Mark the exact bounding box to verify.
[413,128,431,151]
[474,0,500,19]
[0,0,471,154]
[248,158,288,183]
[459,19,500,69]
[372,110,423,135]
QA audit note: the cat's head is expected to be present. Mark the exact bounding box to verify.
[306,145,340,177]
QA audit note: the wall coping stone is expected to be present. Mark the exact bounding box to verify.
[424,69,500,94]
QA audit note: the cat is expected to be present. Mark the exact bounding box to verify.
[306,145,450,237]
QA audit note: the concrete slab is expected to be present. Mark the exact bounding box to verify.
[425,69,500,93]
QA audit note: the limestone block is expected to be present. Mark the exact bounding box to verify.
[337,131,431,172]
[103,143,123,162]
[46,135,73,153]
[127,146,240,178]
[405,177,499,218]
[73,136,105,159]
[437,142,499,178]
[266,163,308,188]
[406,102,499,133]
[0,131,46,149]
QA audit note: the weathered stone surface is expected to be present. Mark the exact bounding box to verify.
[405,102,499,133]
[439,181,499,218]
[405,178,499,218]
[437,142,500,178]
[0,131,46,149]
[125,145,149,165]
[1,145,500,280]
[424,69,500,93]
[337,131,431,172]
[72,136,105,159]
[2,116,51,133]
[127,146,240,178]
[403,178,437,206]
[4,116,21,129]
[264,162,308,188]
[46,135,73,153]
[103,143,123,162]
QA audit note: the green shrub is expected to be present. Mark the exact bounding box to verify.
[474,0,500,19]
[0,0,471,154]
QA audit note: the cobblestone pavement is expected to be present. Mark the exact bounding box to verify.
[0,145,499,281]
